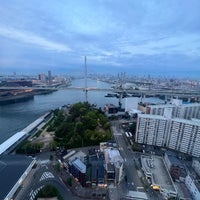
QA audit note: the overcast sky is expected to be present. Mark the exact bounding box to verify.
[0,0,199,77]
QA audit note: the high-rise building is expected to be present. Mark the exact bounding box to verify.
[38,73,46,82]
[180,104,200,119]
[146,103,200,120]
[167,118,200,157]
[135,114,169,147]
[48,70,52,85]
[135,115,200,157]
[185,174,200,200]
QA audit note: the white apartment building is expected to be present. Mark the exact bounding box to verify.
[185,174,200,200]
[135,114,169,147]
[180,103,200,119]
[136,115,200,157]
[167,118,200,157]
[147,103,200,120]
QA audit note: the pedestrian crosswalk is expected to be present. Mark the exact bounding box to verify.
[29,185,44,200]
[40,171,54,181]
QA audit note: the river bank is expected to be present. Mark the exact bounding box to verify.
[0,89,57,105]
[0,112,53,155]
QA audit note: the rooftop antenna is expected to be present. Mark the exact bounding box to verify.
[84,56,88,102]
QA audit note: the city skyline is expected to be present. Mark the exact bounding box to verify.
[0,0,200,78]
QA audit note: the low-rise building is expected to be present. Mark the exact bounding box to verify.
[100,141,117,152]
[185,174,200,200]
[103,148,124,185]
[69,158,86,187]
[141,155,177,198]
[106,163,115,181]
[63,150,87,171]
[87,152,105,188]
[164,151,186,181]
[104,104,118,116]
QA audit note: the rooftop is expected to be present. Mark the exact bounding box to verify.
[62,150,76,161]
[0,131,26,155]
[148,104,176,108]
[91,161,104,180]
[104,104,118,108]
[141,155,177,195]
[0,154,34,200]
[68,151,86,164]
[22,117,44,133]
[100,141,117,152]
[104,148,123,164]
[72,158,86,173]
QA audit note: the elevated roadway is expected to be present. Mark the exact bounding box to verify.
[0,86,200,98]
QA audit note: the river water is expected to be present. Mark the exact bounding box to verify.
[0,79,163,144]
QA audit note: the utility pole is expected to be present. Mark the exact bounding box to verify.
[84,56,88,102]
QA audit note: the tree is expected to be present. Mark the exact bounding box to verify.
[129,122,136,134]
[132,142,139,151]
[49,154,54,161]
[67,177,72,187]
[52,102,112,148]
[35,184,63,200]
[49,140,57,151]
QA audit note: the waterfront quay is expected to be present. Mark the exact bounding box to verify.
[0,111,53,155]
[1,85,200,101]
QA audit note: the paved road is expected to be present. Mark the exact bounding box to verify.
[1,86,200,98]
[111,121,143,190]
[15,157,81,200]
[110,120,163,200]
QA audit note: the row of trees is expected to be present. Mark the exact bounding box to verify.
[16,141,44,155]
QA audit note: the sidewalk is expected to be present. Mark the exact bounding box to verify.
[14,164,38,200]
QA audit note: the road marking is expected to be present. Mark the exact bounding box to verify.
[40,171,54,181]
[29,190,33,196]
[29,186,44,200]
[114,133,122,135]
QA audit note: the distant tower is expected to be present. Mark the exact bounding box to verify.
[48,70,52,85]
[84,56,88,102]
[38,73,46,83]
